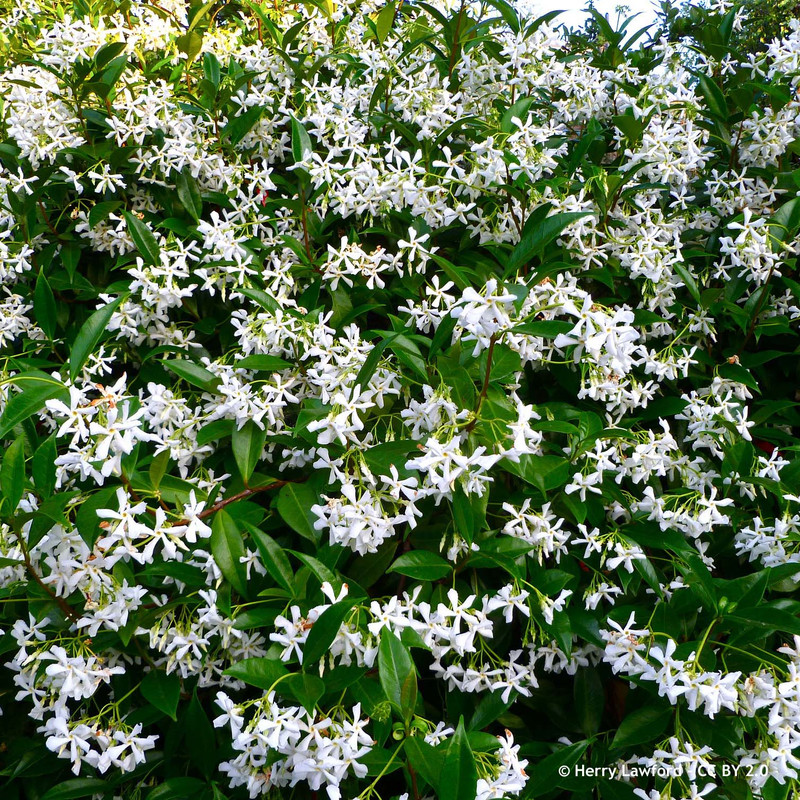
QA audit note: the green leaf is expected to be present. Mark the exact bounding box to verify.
[405,737,444,789]
[524,741,589,797]
[197,419,234,445]
[354,333,395,388]
[573,668,604,736]
[244,523,294,593]
[611,704,672,750]
[122,210,161,266]
[291,114,313,163]
[613,112,644,142]
[506,208,592,272]
[346,539,397,590]
[232,420,266,483]
[236,354,293,371]
[236,286,280,313]
[769,196,800,243]
[469,690,514,732]
[0,372,68,438]
[187,0,216,32]
[34,269,56,339]
[378,629,417,720]
[682,552,718,612]
[142,561,206,587]
[223,656,288,689]
[599,779,639,800]
[303,598,359,665]
[40,779,109,800]
[223,105,265,145]
[388,551,452,581]
[361,745,404,776]
[98,53,128,94]
[483,0,520,33]
[147,778,207,800]
[140,670,180,721]
[149,450,170,490]
[69,295,126,381]
[185,691,216,779]
[512,320,573,338]
[32,433,57,497]
[633,555,662,598]
[362,440,417,476]
[163,359,220,392]
[176,169,202,221]
[211,509,248,595]
[0,436,25,512]
[88,200,122,228]
[277,482,320,543]
[202,51,220,87]
[73,486,118,546]
[672,262,702,305]
[726,605,800,637]
[386,332,428,382]
[93,40,127,70]
[288,550,341,590]
[440,718,477,800]
[504,454,570,494]
[544,605,573,656]
[285,672,325,714]
[175,31,204,62]
[695,72,727,120]
[375,1,396,42]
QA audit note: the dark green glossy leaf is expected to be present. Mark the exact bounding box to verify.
[0,372,68,438]
[440,718,477,800]
[140,670,180,721]
[232,420,266,483]
[245,523,294,592]
[0,436,25,512]
[303,597,359,665]
[223,657,288,689]
[40,779,109,800]
[611,704,672,750]
[122,210,161,266]
[277,483,320,543]
[69,295,126,381]
[163,359,220,392]
[388,550,452,581]
[176,168,202,221]
[378,628,417,720]
[34,269,56,339]
[210,509,248,595]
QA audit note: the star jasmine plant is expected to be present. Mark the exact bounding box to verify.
[0,1,799,799]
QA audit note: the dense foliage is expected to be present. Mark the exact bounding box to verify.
[1,1,800,800]
[660,0,800,53]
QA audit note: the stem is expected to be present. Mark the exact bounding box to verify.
[715,640,786,669]
[465,333,498,433]
[266,671,294,697]
[692,618,718,666]
[728,121,744,170]
[171,479,294,527]
[448,0,466,78]
[37,201,59,236]
[300,188,313,262]
[357,742,404,800]
[408,760,420,800]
